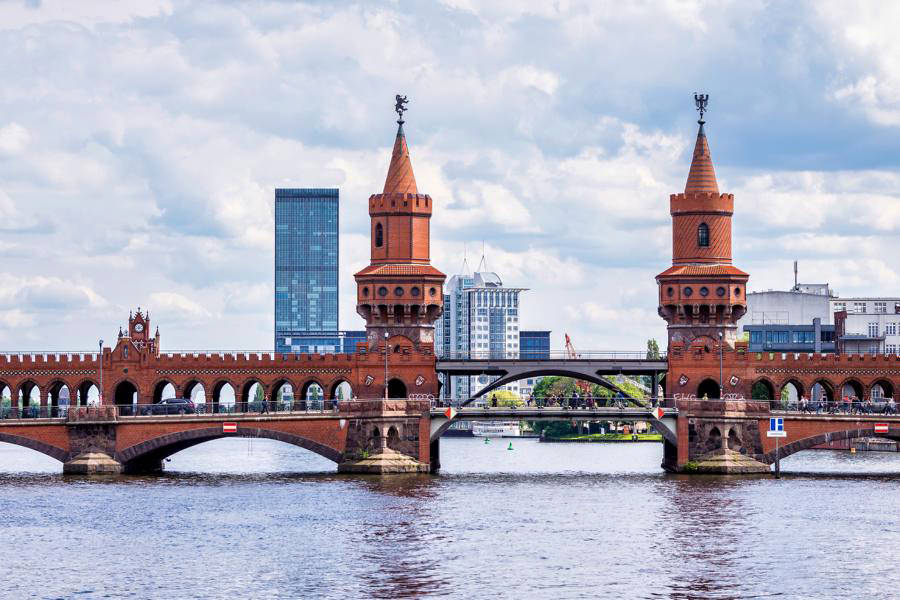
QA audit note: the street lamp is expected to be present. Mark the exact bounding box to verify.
[98,339,104,407]
[718,330,723,398]
[383,331,390,400]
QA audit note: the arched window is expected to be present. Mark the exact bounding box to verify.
[697,222,710,247]
[375,223,383,247]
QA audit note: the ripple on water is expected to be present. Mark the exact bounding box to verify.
[0,437,899,598]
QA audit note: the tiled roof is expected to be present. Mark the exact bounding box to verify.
[382,123,418,195]
[355,263,445,277]
[657,264,748,277]
[684,123,719,194]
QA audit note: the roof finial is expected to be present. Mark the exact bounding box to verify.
[694,92,709,125]
[394,94,408,125]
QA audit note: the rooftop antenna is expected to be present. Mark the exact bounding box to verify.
[477,240,488,272]
[460,243,471,276]
[793,260,798,290]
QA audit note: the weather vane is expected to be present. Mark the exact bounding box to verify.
[394,94,409,124]
[694,92,709,123]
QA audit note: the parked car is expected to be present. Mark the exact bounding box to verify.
[143,397,196,415]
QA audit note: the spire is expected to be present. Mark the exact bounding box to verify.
[383,94,418,195]
[685,92,719,195]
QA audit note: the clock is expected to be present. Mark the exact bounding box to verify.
[134,323,144,333]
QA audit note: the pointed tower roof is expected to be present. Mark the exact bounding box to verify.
[382,122,418,195]
[684,121,719,195]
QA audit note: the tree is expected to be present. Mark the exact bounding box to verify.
[254,384,264,405]
[486,390,522,406]
[646,338,660,360]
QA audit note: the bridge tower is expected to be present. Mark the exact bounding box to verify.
[354,99,446,350]
[656,99,748,351]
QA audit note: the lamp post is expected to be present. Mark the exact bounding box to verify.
[718,330,723,398]
[383,331,390,400]
[98,339,104,407]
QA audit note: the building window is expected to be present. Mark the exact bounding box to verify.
[887,322,897,336]
[374,223,383,247]
[750,331,762,345]
[697,223,710,247]
[887,344,897,355]
[833,302,846,313]
[875,301,887,313]
[868,322,879,337]
[854,302,866,313]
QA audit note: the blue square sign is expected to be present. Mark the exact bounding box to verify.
[769,417,784,432]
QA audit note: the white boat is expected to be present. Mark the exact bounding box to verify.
[472,421,521,437]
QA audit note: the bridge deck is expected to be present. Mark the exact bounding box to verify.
[431,407,674,420]
[435,358,668,376]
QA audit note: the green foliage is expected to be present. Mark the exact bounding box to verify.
[254,385,264,403]
[682,461,700,473]
[487,390,522,406]
[646,338,660,360]
[751,381,772,401]
[531,421,576,437]
[552,433,663,442]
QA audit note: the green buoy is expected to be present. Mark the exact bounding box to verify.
[484,438,490,444]
[507,442,514,451]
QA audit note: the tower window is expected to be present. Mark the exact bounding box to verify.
[375,223,383,247]
[698,223,710,247]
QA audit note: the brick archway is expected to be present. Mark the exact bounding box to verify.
[116,425,344,471]
[761,425,900,464]
[0,432,69,462]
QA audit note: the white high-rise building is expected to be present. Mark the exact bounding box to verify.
[436,268,527,405]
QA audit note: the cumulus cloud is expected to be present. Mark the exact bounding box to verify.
[0,1,896,351]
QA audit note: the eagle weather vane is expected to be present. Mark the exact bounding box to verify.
[694,92,709,123]
[395,94,409,124]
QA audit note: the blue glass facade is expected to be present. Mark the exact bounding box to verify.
[519,330,551,359]
[276,330,366,355]
[275,188,339,353]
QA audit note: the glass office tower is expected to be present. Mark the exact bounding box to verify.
[275,188,339,353]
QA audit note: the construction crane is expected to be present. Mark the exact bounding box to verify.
[564,333,593,396]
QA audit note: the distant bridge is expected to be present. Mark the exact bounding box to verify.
[435,352,668,403]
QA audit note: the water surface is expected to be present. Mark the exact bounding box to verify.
[0,438,897,599]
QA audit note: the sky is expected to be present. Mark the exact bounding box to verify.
[1,0,899,352]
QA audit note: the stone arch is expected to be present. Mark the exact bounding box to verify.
[705,426,722,453]
[762,425,900,465]
[74,379,100,406]
[211,381,236,411]
[183,380,206,402]
[811,379,833,404]
[839,378,864,403]
[750,378,775,401]
[46,380,69,417]
[239,378,265,410]
[779,379,804,405]
[152,379,177,404]
[113,379,139,414]
[329,379,353,401]
[299,379,325,409]
[387,378,407,399]
[271,379,294,408]
[727,427,742,452]
[697,378,720,399]
[16,380,41,416]
[116,426,343,472]
[871,379,894,400]
[387,425,401,451]
[0,432,69,462]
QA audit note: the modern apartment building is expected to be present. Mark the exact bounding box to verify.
[435,269,527,404]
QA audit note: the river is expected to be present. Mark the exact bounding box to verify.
[1,438,898,599]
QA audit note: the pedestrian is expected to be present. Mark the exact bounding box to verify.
[261,396,269,414]
[491,393,498,408]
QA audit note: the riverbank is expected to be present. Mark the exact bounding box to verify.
[540,433,662,443]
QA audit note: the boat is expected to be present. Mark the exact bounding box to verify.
[472,421,521,437]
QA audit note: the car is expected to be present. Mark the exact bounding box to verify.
[143,397,196,415]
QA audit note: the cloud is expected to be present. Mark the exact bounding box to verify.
[0,1,896,352]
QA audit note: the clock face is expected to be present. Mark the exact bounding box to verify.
[134,323,144,333]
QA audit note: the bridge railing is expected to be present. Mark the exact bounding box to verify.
[437,350,667,361]
[114,400,343,417]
